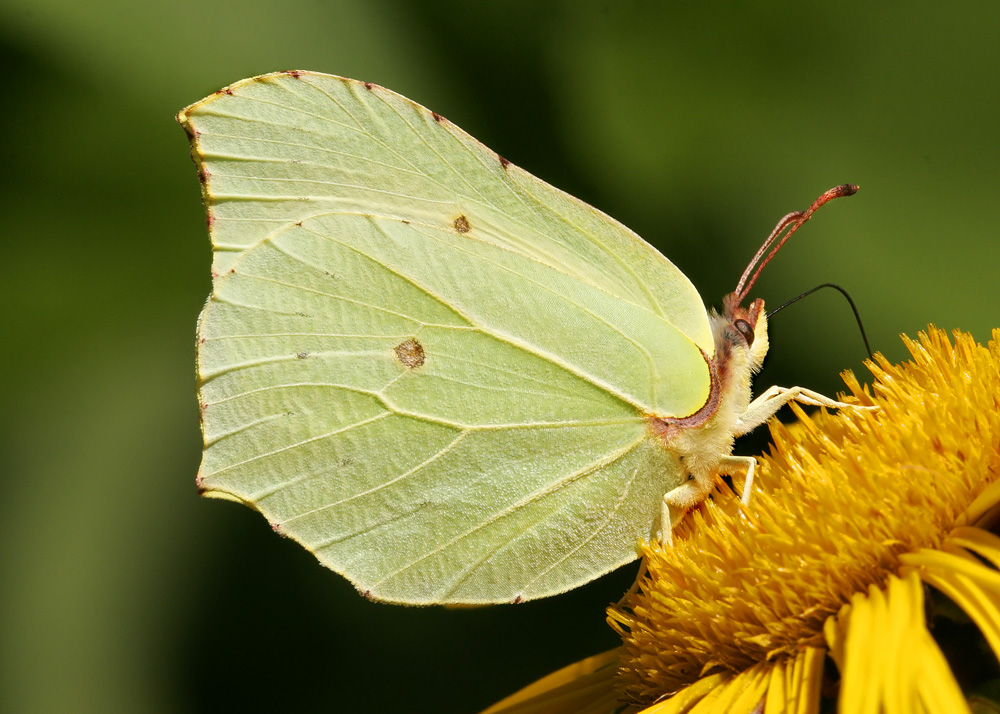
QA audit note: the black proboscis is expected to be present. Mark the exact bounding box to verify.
[767,283,873,359]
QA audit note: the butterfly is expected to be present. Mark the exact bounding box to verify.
[179,71,858,605]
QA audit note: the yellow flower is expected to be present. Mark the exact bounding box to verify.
[481,327,1000,714]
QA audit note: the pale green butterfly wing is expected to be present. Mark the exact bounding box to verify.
[180,71,715,604]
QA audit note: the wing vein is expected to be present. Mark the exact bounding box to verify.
[518,445,645,593]
[292,220,654,411]
[371,432,649,589]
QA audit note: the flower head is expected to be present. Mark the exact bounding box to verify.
[483,327,1000,714]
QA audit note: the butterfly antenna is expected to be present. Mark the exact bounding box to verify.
[735,184,859,304]
[767,282,874,358]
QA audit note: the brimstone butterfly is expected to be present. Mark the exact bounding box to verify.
[179,71,857,605]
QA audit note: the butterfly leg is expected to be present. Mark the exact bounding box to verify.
[658,453,754,545]
[719,454,758,504]
[735,385,871,437]
[636,458,751,594]
[659,474,716,545]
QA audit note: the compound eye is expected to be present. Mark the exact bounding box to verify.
[734,318,755,347]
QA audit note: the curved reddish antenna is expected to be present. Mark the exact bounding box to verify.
[735,184,859,304]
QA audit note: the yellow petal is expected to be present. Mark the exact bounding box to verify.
[948,526,1000,571]
[688,663,768,714]
[640,673,729,714]
[836,572,970,714]
[763,659,787,714]
[903,549,1000,596]
[478,650,621,714]
[908,552,1000,664]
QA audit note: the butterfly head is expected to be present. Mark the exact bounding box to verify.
[719,293,769,373]
[722,293,768,372]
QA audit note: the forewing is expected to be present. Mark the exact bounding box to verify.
[182,72,706,603]
[179,71,713,359]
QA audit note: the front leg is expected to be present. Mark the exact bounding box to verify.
[735,385,869,436]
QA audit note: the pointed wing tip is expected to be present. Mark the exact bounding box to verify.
[176,71,400,120]
[177,70,354,116]
[175,70,308,122]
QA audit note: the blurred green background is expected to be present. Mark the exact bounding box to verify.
[2,1,998,712]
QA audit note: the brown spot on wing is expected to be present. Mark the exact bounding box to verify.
[394,338,426,368]
[453,215,471,233]
[284,70,303,79]
[432,111,444,123]
[498,154,510,170]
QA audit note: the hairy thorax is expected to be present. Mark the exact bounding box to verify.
[649,305,768,505]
